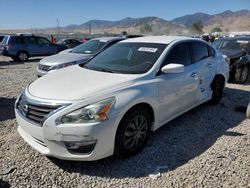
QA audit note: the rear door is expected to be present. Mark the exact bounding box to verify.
[36,37,57,55]
[191,41,216,102]
[23,36,40,56]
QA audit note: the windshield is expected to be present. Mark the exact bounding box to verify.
[212,39,250,51]
[71,39,106,54]
[83,42,167,74]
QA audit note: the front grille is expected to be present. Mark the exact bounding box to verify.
[38,64,51,72]
[17,94,61,126]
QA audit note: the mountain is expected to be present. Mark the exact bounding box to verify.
[64,16,188,35]
[204,10,250,32]
[1,9,249,35]
[171,9,250,32]
[171,12,211,27]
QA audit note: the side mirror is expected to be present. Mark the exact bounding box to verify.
[161,63,184,74]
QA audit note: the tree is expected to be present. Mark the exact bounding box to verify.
[190,20,204,34]
[121,31,128,36]
[211,27,223,33]
[140,23,152,33]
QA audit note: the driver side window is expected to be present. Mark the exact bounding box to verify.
[163,42,191,67]
[37,37,51,45]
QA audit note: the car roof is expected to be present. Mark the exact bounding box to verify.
[92,36,125,42]
[218,37,250,41]
[119,35,190,44]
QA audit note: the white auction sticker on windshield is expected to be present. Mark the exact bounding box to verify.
[138,47,158,52]
[237,40,249,43]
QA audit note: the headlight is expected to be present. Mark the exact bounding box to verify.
[61,97,115,124]
[49,61,77,70]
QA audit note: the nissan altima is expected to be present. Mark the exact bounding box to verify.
[15,36,229,161]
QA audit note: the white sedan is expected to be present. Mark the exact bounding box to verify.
[15,36,229,161]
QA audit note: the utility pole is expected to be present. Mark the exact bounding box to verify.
[30,26,33,34]
[88,23,91,36]
[57,18,60,40]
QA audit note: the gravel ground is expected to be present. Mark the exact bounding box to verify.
[0,56,249,188]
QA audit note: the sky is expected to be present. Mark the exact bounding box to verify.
[0,0,249,29]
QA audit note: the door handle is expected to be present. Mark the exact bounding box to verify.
[190,72,198,78]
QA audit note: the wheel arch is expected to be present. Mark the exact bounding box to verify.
[116,101,156,132]
[17,50,30,57]
[211,74,226,88]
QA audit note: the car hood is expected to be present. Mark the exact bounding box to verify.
[28,65,138,101]
[219,49,246,59]
[40,52,93,65]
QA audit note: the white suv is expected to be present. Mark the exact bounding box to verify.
[15,36,229,161]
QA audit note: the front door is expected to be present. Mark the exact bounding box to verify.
[36,37,57,55]
[156,42,200,125]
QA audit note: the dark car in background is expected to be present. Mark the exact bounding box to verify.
[212,37,250,83]
[0,34,68,62]
[0,35,5,43]
[57,38,82,48]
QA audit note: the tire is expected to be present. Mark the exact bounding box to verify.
[115,107,152,158]
[210,76,225,105]
[234,64,249,84]
[16,51,29,62]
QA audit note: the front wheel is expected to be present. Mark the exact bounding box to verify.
[115,107,152,158]
[234,64,249,84]
[210,76,225,105]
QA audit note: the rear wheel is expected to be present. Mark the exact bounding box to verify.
[16,51,29,62]
[210,76,225,105]
[115,107,152,158]
[234,64,249,84]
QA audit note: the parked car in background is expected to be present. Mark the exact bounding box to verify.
[212,37,250,83]
[0,34,68,62]
[57,39,82,48]
[15,36,229,161]
[0,35,5,43]
[37,36,129,77]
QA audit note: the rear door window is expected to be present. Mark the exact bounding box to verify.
[24,37,37,44]
[11,36,24,44]
[192,42,209,63]
[208,46,215,57]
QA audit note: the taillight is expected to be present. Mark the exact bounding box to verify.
[7,44,13,49]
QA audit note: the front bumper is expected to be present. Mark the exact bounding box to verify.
[15,108,118,161]
[36,67,48,77]
[0,49,8,56]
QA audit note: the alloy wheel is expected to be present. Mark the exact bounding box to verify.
[123,115,148,151]
[18,52,28,62]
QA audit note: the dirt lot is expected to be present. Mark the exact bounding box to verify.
[0,56,249,188]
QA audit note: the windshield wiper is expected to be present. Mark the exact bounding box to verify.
[98,68,116,73]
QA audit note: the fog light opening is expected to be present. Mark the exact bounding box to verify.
[64,140,97,154]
